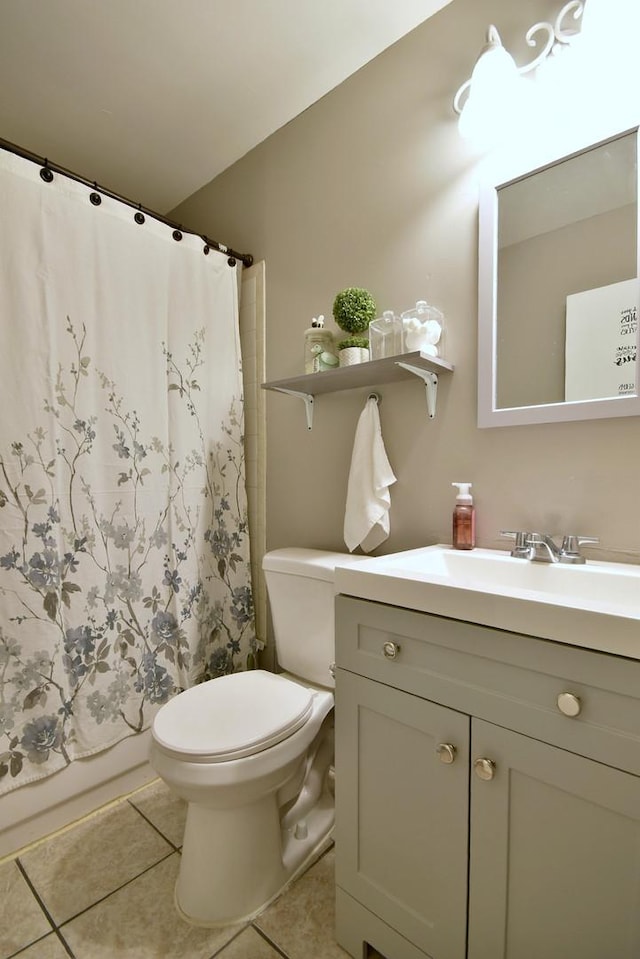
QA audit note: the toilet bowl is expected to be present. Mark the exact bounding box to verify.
[151,670,334,925]
[149,548,365,927]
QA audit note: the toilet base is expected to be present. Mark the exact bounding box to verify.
[175,789,335,926]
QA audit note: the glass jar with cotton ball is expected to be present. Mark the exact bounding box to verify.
[400,299,445,358]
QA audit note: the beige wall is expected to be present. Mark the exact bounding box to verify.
[172,0,640,564]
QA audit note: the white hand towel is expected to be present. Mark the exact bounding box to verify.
[344,397,397,553]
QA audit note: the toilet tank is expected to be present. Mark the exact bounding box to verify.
[262,548,366,688]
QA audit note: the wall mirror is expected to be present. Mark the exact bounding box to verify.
[478,125,640,427]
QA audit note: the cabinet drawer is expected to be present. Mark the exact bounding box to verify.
[336,595,640,775]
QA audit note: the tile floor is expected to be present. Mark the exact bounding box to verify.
[0,779,356,959]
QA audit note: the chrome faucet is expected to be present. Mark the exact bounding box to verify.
[524,533,563,563]
[501,531,599,565]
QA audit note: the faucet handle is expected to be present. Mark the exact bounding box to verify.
[500,530,531,558]
[560,535,599,563]
[561,535,599,551]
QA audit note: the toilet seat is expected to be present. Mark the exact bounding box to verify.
[152,670,314,763]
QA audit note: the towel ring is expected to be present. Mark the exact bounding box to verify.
[367,392,381,405]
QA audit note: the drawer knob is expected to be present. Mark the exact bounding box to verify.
[382,641,401,660]
[436,743,457,764]
[474,758,496,781]
[557,692,581,717]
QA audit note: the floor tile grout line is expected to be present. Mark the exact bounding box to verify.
[206,923,251,957]
[14,857,58,933]
[250,924,292,958]
[6,930,54,959]
[6,927,76,959]
[55,848,177,930]
[52,927,76,959]
[126,797,182,852]
[11,861,76,957]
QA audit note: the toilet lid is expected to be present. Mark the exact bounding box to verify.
[152,670,314,762]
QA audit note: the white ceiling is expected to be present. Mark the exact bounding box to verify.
[0,0,453,213]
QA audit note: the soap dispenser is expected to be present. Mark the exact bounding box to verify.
[452,483,475,550]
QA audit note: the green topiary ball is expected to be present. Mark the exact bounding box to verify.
[332,287,377,335]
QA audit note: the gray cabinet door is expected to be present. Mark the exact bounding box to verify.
[468,719,640,959]
[335,669,470,959]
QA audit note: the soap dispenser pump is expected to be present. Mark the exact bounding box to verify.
[452,482,475,550]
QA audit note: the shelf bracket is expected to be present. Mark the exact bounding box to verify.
[270,387,315,430]
[395,362,439,418]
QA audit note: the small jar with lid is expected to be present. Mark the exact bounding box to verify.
[400,300,445,357]
[304,317,337,374]
[369,310,404,360]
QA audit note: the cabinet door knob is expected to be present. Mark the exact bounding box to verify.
[474,758,496,781]
[382,641,401,660]
[557,692,581,717]
[436,743,456,764]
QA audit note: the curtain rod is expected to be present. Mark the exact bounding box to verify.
[0,137,254,268]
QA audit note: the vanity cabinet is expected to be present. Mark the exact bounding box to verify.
[334,596,640,959]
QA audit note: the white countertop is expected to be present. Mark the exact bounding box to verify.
[335,545,640,661]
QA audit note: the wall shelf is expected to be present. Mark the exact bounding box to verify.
[262,352,454,429]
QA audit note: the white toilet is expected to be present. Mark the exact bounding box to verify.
[149,547,364,926]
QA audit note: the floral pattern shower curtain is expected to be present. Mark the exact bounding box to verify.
[0,150,257,794]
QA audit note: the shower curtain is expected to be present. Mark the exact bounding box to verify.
[0,150,258,795]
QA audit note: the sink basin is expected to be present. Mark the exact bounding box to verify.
[334,545,640,659]
[355,546,640,611]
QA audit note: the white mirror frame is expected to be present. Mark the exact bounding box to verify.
[478,124,640,428]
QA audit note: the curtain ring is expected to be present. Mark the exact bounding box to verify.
[172,229,183,241]
[134,211,145,225]
[227,256,236,267]
[39,162,54,183]
[90,192,102,206]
